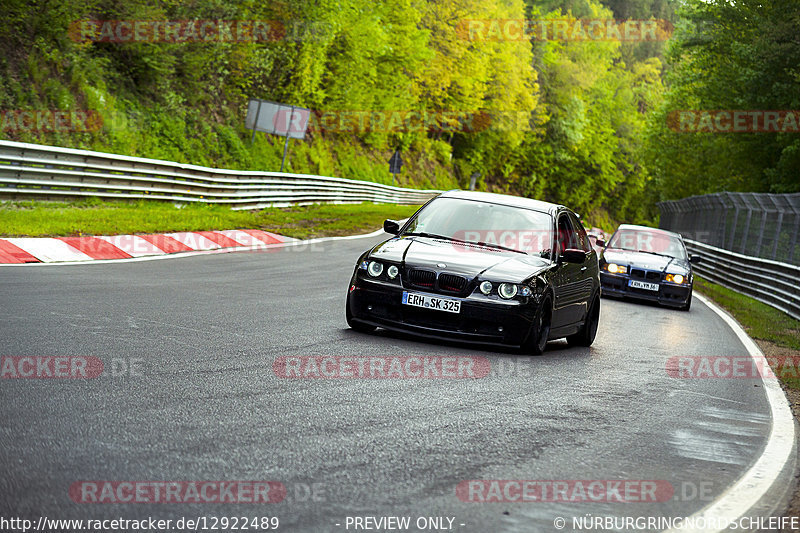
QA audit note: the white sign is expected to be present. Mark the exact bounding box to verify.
[245,99,310,139]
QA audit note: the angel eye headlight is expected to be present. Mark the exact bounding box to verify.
[498,283,518,299]
[367,261,383,277]
[387,265,399,279]
[479,281,493,295]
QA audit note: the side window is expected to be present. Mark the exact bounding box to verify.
[556,215,573,254]
[568,213,592,253]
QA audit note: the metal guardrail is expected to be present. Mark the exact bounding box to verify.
[0,140,442,209]
[685,239,800,321]
[658,191,800,266]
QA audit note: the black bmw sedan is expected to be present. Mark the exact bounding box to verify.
[598,224,700,310]
[345,190,600,354]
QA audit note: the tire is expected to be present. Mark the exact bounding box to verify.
[346,296,377,333]
[521,297,552,356]
[567,292,600,347]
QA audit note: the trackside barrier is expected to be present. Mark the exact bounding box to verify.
[0,140,442,209]
[683,239,800,321]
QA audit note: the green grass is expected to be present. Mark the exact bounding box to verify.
[695,276,800,389]
[0,199,421,240]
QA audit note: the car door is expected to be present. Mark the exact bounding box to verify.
[551,212,584,329]
[567,212,597,320]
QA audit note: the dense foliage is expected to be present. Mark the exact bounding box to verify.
[6,0,795,224]
[646,0,800,200]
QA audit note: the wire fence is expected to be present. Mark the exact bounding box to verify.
[658,192,800,267]
[658,192,800,320]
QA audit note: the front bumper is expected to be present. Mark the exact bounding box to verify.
[600,272,691,308]
[348,278,537,347]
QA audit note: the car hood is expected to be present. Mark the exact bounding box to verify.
[602,249,690,273]
[369,236,552,282]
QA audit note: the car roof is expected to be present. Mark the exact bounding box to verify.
[615,224,682,239]
[438,190,563,215]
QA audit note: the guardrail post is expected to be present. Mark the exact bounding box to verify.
[717,192,729,248]
[740,208,752,254]
[728,202,740,251]
[752,195,769,257]
[789,205,800,264]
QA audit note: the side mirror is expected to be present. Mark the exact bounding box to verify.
[383,219,400,235]
[559,248,586,264]
[595,239,605,248]
[689,254,701,264]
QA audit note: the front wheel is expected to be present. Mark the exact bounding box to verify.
[567,293,600,347]
[346,296,377,333]
[521,297,552,356]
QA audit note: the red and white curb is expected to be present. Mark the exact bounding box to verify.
[0,230,294,264]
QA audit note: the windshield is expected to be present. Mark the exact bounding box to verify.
[608,229,687,260]
[403,197,553,254]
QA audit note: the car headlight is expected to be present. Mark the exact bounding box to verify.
[498,283,518,299]
[387,265,399,279]
[479,281,493,295]
[606,263,627,274]
[666,273,685,284]
[367,261,383,277]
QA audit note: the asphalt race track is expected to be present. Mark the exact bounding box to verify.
[0,233,789,532]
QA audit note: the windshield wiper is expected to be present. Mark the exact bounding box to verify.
[635,249,676,259]
[472,241,527,254]
[403,232,458,241]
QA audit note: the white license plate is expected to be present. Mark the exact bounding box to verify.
[402,291,461,313]
[629,280,660,291]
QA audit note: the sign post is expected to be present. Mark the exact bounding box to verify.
[388,150,403,185]
[469,171,481,191]
[280,105,295,172]
[250,100,262,145]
